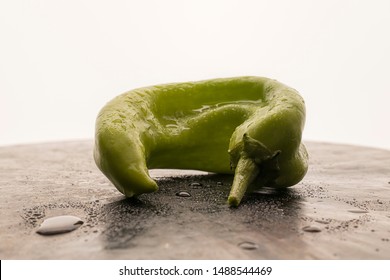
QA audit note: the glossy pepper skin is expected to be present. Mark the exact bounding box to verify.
[94,76,308,206]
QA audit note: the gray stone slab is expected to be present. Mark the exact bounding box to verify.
[0,141,389,259]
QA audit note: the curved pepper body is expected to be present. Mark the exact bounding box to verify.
[94,76,308,205]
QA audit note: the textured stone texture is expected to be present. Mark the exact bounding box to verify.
[0,141,389,259]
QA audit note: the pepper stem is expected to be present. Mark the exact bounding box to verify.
[228,156,259,207]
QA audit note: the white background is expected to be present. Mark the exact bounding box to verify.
[1,0,390,150]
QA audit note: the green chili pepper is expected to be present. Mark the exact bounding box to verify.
[94,76,308,206]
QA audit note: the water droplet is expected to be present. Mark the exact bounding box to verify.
[252,187,277,195]
[112,119,122,124]
[166,124,179,129]
[36,215,83,235]
[238,241,259,250]
[348,209,369,214]
[189,182,202,187]
[176,191,191,197]
[302,226,322,233]
[315,219,330,224]
[193,104,212,113]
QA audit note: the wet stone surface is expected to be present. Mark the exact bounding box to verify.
[0,140,390,259]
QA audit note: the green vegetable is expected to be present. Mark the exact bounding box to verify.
[94,76,308,206]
